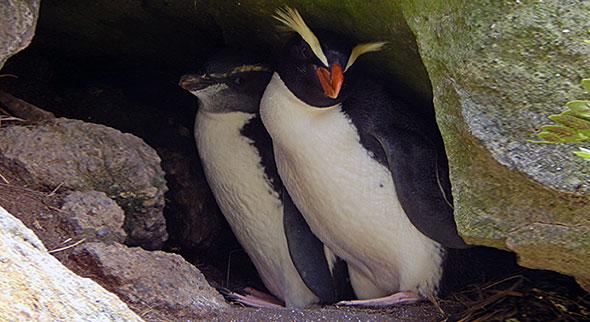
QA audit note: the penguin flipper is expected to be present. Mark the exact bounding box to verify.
[282,187,337,303]
[372,127,470,249]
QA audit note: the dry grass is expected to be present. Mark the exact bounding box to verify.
[445,273,590,322]
[48,238,87,254]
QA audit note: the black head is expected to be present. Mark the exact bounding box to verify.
[180,49,273,114]
[274,7,385,108]
[279,31,356,107]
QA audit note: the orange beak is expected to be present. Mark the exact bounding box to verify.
[316,63,343,99]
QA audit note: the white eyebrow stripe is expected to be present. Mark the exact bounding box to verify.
[274,6,329,67]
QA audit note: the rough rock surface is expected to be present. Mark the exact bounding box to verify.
[61,190,127,243]
[71,242,229,321]
[0,118,168,249]
[399,0,590,284]
[0,0,40,70]
[0,205,143,322]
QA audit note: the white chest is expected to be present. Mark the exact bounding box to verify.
[195,110,282,254]
[195,110,279,213]
[260,73,444,298]
[194,109,318,307]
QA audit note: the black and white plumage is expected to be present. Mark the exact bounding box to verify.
[260,7,485,305]
[179,50,351,308]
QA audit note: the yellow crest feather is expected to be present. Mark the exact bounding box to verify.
[231,64,271,74]
[345,42,387,71]
[274,7,329,67]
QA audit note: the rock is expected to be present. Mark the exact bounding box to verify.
[399,0,590,282]
[576,278,590,293]
[71,242,229,320]
[0,118,168,249]
[505,223,590,280]
[0,205,143,321]
[61,190,127,243]
[0,0,40,70]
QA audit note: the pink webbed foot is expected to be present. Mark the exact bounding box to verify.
[336,291,419,307]
[217,286,285,308]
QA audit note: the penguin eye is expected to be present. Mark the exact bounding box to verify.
[300,45,312,59]
[292,38,313,60]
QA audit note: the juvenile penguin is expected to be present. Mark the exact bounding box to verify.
[260,7,507,306]
[180,50,351,308]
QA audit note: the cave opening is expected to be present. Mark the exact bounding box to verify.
[0,1,441,299]
[0,1,269,295]
[3,2,590,321]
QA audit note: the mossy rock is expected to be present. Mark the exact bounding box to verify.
[398,0,590,282]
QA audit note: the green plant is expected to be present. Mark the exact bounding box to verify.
[528,79,590,160]
[574,147,590,158]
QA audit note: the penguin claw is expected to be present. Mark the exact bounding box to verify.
[215,286,285,308]
[336,291,419,307]
[216,286,239,299]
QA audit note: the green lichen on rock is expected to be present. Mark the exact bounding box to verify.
[399,0,590,279]
[507,223,590,279]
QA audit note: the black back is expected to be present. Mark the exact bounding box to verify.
[340,78,468,249]
[241,116,283,194]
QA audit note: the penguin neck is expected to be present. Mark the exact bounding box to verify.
[197,107,255,124]
[197,90,260,114]
[260,73,342,138]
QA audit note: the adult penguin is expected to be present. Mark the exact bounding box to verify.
[260,7,514,306]
[180,50,352,308]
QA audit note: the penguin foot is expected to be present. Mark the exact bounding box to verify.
[216,286,284,308]
[336,291,419,307]
[242,287,283,304]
